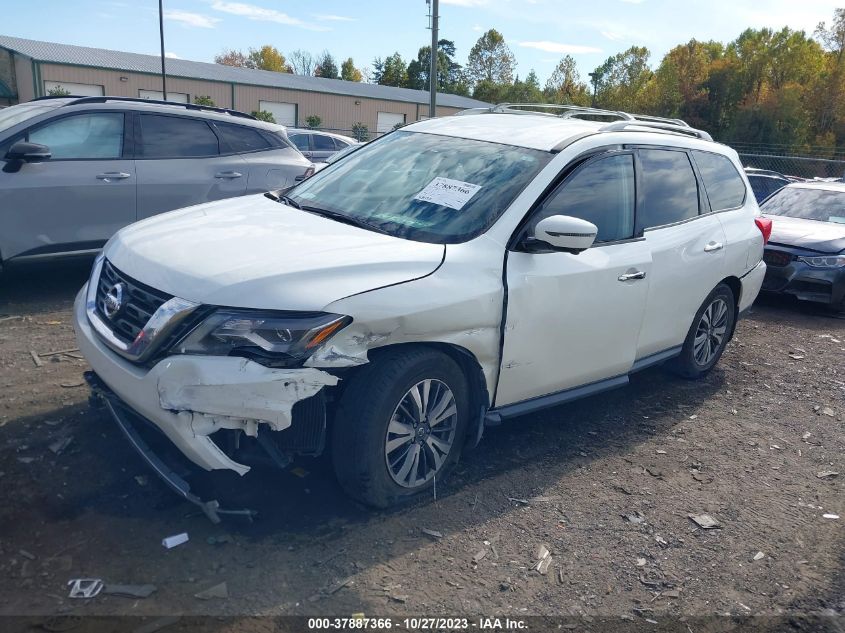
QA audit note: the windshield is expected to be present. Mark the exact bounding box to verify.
[0,101,65,135]
[762,186,845,224]
[287,130,552,243]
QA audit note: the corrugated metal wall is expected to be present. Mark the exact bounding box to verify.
[29,63,465,133]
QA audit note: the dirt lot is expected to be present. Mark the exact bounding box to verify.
[0,260,843,630]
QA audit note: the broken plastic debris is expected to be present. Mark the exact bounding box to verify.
[194,582,228,600]
[67,578,104,598]
[162,533,189,549]
[821,407,835,417]
[534,544,552,575]
[689,513,721,529]
[753,552,765,561]
[421,528,443,539]
[822,513,840,519]
[817,471,839,479]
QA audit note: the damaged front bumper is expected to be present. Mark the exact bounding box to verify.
[73,286,340,477]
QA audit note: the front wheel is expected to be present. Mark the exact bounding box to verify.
[669,283,736,379]
[331,348,469,508]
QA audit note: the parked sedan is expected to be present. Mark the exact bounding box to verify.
[0,96,313,270]
[760,182,845,311]
[287,129,358,163]
[745,168,792,203]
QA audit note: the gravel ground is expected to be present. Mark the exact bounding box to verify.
[0,261,843,632]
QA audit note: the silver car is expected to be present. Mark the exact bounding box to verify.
[287,128,358,163]
[0,96,313,268]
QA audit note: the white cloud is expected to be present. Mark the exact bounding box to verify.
[472,24,483,31]
[165,52,182,59]
[164,9,219,28]
[600,30,624,41]
[519,41,602,54]
[313,14,355,22]
[210,1,329,31]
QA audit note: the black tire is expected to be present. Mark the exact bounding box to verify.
[669,283,736,379]
[331,347,470,508]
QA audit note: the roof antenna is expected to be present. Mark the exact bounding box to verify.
[158,0,168,101]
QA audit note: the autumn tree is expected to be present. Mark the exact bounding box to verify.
[247,45,290,72]
[289,50,316,75]
[544,55,590,105]
[215,49,249,67]
[591,46,652,110]
[341,58,363,82]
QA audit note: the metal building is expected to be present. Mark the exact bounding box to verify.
[0,35,487,135]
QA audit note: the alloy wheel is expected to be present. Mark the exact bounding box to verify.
[384,379,458,488]
[693,298,729,366]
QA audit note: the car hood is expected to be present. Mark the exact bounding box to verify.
[104,194,445,311]
[765,215,845,254]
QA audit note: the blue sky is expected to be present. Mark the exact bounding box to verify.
[2,0,842,85]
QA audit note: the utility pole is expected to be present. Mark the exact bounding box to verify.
[159,0,168,100]
[427,0,438,118]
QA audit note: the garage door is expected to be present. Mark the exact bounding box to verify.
[44,81,103,97]
[139,89,189,103]
[377,111,406,134]
[258,101,296,126]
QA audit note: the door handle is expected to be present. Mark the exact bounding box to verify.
[704,241,724,252]
[96,172,131,181]
[214,171,243,179]
[618,270,647,282]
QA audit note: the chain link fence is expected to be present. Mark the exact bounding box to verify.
[737,152,845,181]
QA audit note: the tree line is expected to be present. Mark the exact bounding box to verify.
[214,8,845,157]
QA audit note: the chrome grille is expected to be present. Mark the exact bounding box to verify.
[96,260,172,344]
[763,249,792,268]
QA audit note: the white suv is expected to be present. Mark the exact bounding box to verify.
[73,104,769,517]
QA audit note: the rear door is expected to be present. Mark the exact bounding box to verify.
[135,113,247,220]
[634,148,728,358]
[288,131,312,160]
[0,110,136,260]
[310,133,338,162]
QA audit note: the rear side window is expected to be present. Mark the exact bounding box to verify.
[289,133,310,152]
[215,123,271,154]
[533,153,636,243]
[692,151,746,211]
[139,115,218,158]
[313,134,335,151]
[637,149,699,233]
[29,113,124,159]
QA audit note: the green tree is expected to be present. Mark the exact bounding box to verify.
[340,58,363,82]
[314,51,339,79]
[373,52,408,87]
[407,39,467,94]
[506,71,543,103]
[47,85,71,97]
[466,29,516,86]
[591,46,652,110]
[251,110,276,123]
[194,95,216,107]
[351,122,369,141]
[544,55,590,105]
[305,114,322,128]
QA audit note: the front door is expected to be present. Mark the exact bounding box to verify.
[496,151,652,406]
[135,113,247,220]
[0,111,136,260]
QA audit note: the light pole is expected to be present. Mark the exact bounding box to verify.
[158,0,168,100]
[427,0,438,118]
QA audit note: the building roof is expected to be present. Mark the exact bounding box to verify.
[0,34,488,110]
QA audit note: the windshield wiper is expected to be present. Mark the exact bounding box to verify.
[299,204,391,235]
[280,195,301,209]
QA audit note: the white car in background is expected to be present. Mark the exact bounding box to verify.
[74,104,768,518]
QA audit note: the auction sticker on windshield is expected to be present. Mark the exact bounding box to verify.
[413,177,482,210]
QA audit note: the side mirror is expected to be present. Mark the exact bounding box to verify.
[531,215,598,253]
[5,141,51,163]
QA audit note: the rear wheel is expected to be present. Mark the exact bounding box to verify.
[331,348,469,508]
[670,283,736,379]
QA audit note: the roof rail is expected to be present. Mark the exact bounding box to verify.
[52,96,257,120]
[470,102,712,142]
[600,120,713,141]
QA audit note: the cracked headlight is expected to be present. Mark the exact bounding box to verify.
[175,311,351,365]
[797,255,845,268]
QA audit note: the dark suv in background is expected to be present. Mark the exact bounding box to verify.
[0,96,313,268]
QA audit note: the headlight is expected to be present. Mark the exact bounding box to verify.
[175,310,351,366]
[797,255,845,268]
